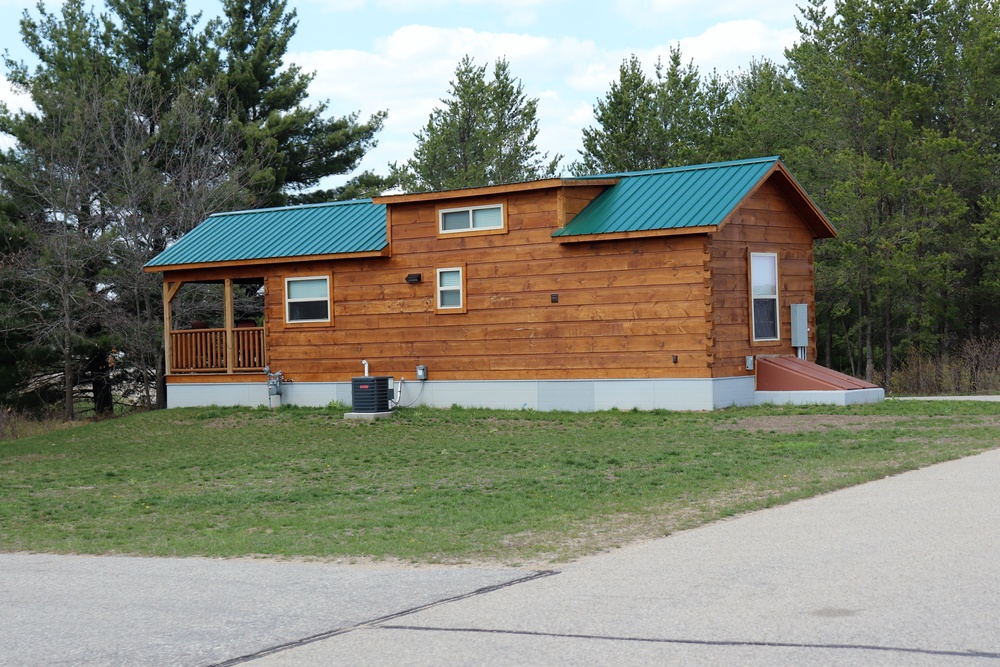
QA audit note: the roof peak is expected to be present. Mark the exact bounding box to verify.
[573,156,781,180]
[209,198,377,218]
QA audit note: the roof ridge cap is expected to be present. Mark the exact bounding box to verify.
[571,156,781,180]
[209,198,379,218]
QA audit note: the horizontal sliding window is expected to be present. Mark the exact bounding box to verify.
[286,276,330,323]
[439,204,504,233]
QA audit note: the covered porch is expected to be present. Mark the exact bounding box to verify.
[163,277,266,374]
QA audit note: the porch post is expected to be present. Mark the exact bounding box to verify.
[163,281,172,375]
[224,278,235,374]
[163,280,183,375]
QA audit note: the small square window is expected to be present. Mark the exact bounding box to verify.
[439,204,504,234]
[286,276,330,323]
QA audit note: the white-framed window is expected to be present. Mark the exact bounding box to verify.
[750,253,779,341]
[439,204,504,234]
[285,276,330,323]
[436,267,465,312]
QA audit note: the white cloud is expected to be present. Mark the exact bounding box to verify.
[294,18,803,183]
[678,19,798,74]
[0,73,34,150]
[0,73,32,113]
[292,24,610,177]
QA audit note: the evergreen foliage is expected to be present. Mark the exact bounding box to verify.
[576,0,1000,389]
[0,0,382,416]
[574,47,726,174]
[780,0,1000,386]
[575,55,659,174]
[211,0,385,205]
[395,55,559,192]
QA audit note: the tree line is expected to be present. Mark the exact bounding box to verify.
[2,0,999,417]
[572,0,1000,392]
[0,0,383,417]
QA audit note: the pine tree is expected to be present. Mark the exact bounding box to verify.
[783,0,997,384]
[650,46,713,166]
[574,55,658,174]
[712,58,796,161]
[575,48,726,175]
[106,0,204,98]
[399,55,558,192]
[211,0,385,205]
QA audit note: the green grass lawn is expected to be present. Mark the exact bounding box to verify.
[1,400,998,565]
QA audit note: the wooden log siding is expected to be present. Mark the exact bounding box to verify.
[256,188,715,383]
[161,175,825,386]
[708,180,818,378]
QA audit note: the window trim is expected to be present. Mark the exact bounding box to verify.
[437,203,506,236]
[435,265,467,314]
[750,252,780,342]
[285,275,332,325]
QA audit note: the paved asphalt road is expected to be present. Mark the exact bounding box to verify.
[3,447,999,666]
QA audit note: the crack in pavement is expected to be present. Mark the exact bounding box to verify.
[375,624,1000,660]
[206,569,558,666]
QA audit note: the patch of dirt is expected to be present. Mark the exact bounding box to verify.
[488,486,784,568]
[717,414,908,434]
[718,414,1000,434]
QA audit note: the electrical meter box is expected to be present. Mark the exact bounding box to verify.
[790,304,809,348]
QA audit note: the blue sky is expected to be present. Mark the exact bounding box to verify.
[1,0,813,182]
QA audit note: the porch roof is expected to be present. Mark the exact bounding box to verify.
[144,199,387,270]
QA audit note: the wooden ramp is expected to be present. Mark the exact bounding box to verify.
[756,357,879,392]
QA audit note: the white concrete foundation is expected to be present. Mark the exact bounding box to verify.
[167,376,885,411]
[168,377,756,411]
[754,387,885,406]
[167,382,270,408]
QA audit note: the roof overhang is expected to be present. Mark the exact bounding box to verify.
[143,246,390,273]
[555,225,718,244]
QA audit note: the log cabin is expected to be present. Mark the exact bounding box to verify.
[144,156,883,411]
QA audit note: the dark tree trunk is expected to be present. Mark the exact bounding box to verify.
[883,303,893,390]
[156,348,167,410]
[87,350,114,416]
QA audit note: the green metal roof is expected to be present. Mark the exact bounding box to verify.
[553,156,781,237]
[144,199,387,268]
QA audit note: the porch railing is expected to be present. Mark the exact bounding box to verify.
[170,327,265,373]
